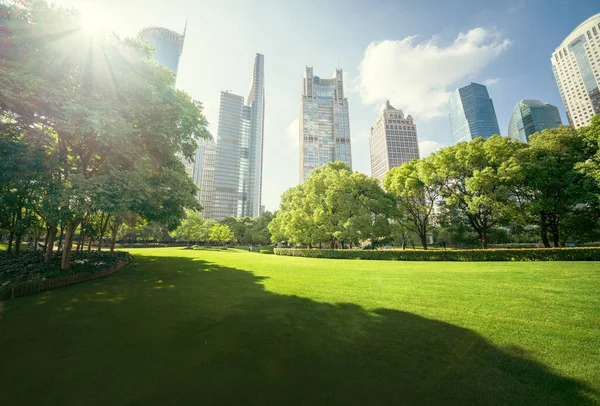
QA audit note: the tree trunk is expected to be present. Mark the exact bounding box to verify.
[480,230,488,249]
[43,228,50,251]
[539,212,551,248]
[419,234,428,250]
[15,232,22,255]
[57,225,64,253]
[97,213,110,252]
[552,228,560,248]
[14,209,23,255]
[110,223,119,253]
[61,220,78,271]
[44,225,57,264]
[88,237,93,251]
[7,231,14,253]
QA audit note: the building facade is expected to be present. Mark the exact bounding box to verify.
[137,26,185,86]
[244,54,265,218]
[508,100,562,142]
[449,82,500,144]
[551,13,600,129]
[299,67,352,182]
[137,25,196,179]
[369,101,419,182]
[198,54,265,220]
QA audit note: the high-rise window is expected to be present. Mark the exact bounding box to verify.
[299,67,352,182]
[449,83,500,144]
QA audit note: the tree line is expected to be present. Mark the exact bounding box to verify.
[270,119,600,249]
[0,1,210,268]
[169,210,274,247]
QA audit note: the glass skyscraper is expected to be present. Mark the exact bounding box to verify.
[198,54,265,220]
[508,100,562,143]
[551,13,600,128]
[137,26,185,86]
[299,67,352,182]
[449,82,500,144]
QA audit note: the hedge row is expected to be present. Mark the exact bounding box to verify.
[273,247,600,261]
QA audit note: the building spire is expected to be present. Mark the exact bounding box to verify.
[183,15,188,37]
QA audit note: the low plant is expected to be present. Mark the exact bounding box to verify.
[273,247,600,261]
[0,251,133,286]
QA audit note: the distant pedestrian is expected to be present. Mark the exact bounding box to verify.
[248,246,252,252]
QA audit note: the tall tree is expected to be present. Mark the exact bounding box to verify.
[506,126,598,247]
[384,156,442,249]
[434,136,523,249]
[1,1,210,268]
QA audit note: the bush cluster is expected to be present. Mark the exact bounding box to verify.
[273,248,600,261]
[0,251,133,285]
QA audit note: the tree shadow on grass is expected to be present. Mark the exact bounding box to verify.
[0,254,597,405]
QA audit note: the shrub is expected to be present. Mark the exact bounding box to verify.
[259,248,274,254]
[273,248,600,261]
[0,251,133,286]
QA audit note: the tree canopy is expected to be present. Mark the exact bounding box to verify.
[0,1,210,267]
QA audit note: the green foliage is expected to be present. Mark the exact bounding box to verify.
[269,161,394,247]
[209,224,234,245]
[171,210,214,244]
[384,155,442,249]
[274,247,600,261]
[0,250,133,296]
[505,125,598,248]
[434,135,524,249]
[0,1,210,267]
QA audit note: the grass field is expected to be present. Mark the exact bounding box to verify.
[1,248,599,405]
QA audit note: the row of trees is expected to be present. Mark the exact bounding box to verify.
[169,210,274,246]
[269,161,396,248]
[270,120,600,249]
[170,211,234,246]
[0,1,210,267]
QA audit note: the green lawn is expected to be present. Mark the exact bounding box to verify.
[1,248,599,405]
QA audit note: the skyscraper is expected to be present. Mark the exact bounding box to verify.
[551,13,600,128]
[449,82,500,144]
[508,100,562,143]
[198,54,265,220]
[369,101,419,182]
[245,54,265,218]
[213,91,246,220]
[137,26,185,86]
[299,67,351,182]
[137,25,195,178]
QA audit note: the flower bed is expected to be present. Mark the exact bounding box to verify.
[0,251,133,300]
[273,247,600,261]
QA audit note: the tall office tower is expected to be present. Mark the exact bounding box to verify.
[551,13,600,128]
[299,67,352,182]
[508,100,562,142]
[212,91,246,220]
[198,141,217,219]
[243,53,265,218]
[369,101,419,182]
[137,26,185,86]
[449,82,500,144]
[199,53,265,220]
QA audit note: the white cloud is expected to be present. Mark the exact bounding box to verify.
[285,117,299,149]
[482,77,501,87]
[358,28,511,119]
[419,140,446,158]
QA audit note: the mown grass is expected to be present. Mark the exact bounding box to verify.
[0,247,598,405]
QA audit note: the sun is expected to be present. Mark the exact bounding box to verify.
[78,8,112,36]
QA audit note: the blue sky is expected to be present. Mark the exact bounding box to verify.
[55,0,599,211]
